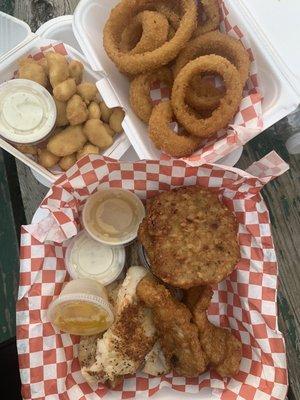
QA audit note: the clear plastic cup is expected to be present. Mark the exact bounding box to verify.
[82,188,145,246]
[0,79,56,144]
[65,231,125,286]
[48,278,114,336]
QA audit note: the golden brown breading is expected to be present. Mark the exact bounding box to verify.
[184,286,242,378]
[137,276,207,377]
[139,186,240,288]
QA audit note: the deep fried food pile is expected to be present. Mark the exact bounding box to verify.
[137,276,207,377]
[138,186,240,288]
[103,0,250,157]
[184,286,242,378]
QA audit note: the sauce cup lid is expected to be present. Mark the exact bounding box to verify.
[0,79,56,144]
[82,188,145,246]
[65,231,126,286]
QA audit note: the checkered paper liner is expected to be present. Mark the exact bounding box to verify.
[17,151,289,400]
[150,0,263,166]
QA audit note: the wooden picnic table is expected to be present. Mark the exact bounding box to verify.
[0,1,299,399]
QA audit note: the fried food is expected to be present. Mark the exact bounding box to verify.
[45,52,69,88]
[109,108,125,133]
[77,143,100,160]
[174,31,250,88]
[194,0,220,37]
[47,125,87,157]
[36,58,49,75]
[37,148,60,169]
[99,101,113,123]
[53,78,77,102]
[143,341,171,376]
[103,0,197,75]
[77,82,98,104]
[18,58,48,88]
[54,99,69,127]
[129,67,173,123]
[139,186,240,288]
[172,55,243,138]
[149,101,202,157]
[15,144,37,155]
[79,266,156,387]
[119,11,169,55]
[59,154,77,171]
[66,94,89,126]
[184,286,242,378]
[68,60,84,84]
[186,77,225,112]
[83,119,113,149]
[88,101,101,120]
[137,276,207,377]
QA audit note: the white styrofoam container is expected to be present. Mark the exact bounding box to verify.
[72,0,300,161]
[0,13,132,186]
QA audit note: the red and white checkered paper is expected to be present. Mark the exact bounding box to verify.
[17,151,289,400]
[150,0,263,166]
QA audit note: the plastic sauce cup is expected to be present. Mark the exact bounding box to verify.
[0,79,56,144]
[47,278,114,336]
[82,188,145,246]
[65,231,125,285]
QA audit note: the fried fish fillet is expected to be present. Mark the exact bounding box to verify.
[137,276,207,377]
[184,286,242,378]
[138,186,240,288]
[79,267,156,387]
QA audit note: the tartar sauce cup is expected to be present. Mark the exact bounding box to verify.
[47,278,114,336]
[82,188,145,246]
[0,79,56,144]
[65,231,125,285]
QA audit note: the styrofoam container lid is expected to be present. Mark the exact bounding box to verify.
[0,11,31,57]
[65,231,126,285]
[235,0,300,98]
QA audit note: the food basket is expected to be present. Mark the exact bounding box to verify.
[17,151,289,400]
[72,0,300,164]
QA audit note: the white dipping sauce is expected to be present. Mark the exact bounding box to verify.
[0,79,56,144]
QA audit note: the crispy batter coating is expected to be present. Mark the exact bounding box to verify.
[130,67,173,123]
[148,101,202,157]
[119,11,169,55]
[103,0,197,75]
[139,186,240,288]
[187,76,225,112]
[172,55,243,138]
[174,31,250,87]
[194,0,220,37]
[184,286,242,377]
[137,276,207,377]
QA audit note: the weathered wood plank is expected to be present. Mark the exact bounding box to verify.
[0,151,22,342]
[13,0,79,31]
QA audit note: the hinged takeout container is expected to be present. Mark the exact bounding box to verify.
[72,0,300,161]
[0,12,132,185]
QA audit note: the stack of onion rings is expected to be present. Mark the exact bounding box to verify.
[103,0,250,158]
[172,55,243,138]
[103,0,197,75]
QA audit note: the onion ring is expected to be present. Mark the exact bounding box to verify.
[119,11,169,55]
[103,0,197,75]
[129,67,173,123]
[194,0,220,37]
[148,101,203,157]
[171,55,243,138]
[186,76,225,111]
[174,31,250,87]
